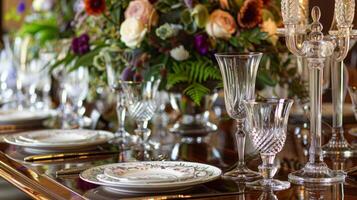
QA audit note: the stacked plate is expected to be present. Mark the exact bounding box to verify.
[4,129,114,152]
[0,109,57,125]
[80,161,222,194]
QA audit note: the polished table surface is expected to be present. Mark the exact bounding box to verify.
[0,117,357,200]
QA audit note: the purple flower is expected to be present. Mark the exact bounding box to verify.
[121,67,135,81]
[194,34,210,55]
[184,0,194,9]
[17,1,26,13]
[71,34,90,55]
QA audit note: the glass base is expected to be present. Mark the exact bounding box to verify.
[247,179,290,191]
[322,137,354,158]
[133,139,160,151]
[131,140,166,161]
[288,162,346,185]
[222,164,261,182]
[110,130,138,149]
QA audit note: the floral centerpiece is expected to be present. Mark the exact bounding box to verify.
[18,0,307,105]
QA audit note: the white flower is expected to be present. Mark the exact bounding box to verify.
[32,0,54,12]
[170,45,190,61]
[120,18,147,48]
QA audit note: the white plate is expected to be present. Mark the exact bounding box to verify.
[80,161,221,193]
[0,109,57,124]
[103,162,195,183]
[4,129,114,151]
[17,130,98,144]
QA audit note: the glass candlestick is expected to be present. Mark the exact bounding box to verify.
[322,12,355,156]
[281,6,348,184]
[215,52,262,182]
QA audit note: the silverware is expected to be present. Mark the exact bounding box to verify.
[24,151,119,162]
[56,166,91,177]
[121,190,244,200]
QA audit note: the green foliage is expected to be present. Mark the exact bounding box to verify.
[184,83,210,105]
[167,56,221,105]
[19,19,59,46]
[156,0,183,13]
[229,28,269,50]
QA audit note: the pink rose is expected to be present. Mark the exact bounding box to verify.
[206,10,236,39]
[125,0,158,26]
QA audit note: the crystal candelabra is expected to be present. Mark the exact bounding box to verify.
[281,0,355,184]
[322,16,356,157]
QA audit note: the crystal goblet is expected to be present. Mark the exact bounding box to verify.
[103,48,137,147]
[215,52,262,181]
[62,67,89,129]
[121,78,160,152]
[244,98,294,191]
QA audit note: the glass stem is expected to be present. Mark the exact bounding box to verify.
[135,121,150,143]
[116,92,126,133]
[331,61,345,140]
[259,153,276,182]
[308,60,324,164]
[235,120,246,167]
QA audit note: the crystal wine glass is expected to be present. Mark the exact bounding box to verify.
[215,52,262,181]
[62,67,89,128]
[244,98,294,191]
[102,47,137,146]
[121,78,160,151]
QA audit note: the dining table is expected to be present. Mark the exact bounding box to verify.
[0,110,357,200]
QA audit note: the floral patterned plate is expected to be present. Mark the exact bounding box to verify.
[103,162,196,183]
[80,161,221,193]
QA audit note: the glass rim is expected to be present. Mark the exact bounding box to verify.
[214,52,263,58]
[243,98,294,105]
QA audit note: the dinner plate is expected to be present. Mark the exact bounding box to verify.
[4,129,114,151]
[17,130,98,144]
[0,109,57,125]
[103,162,195,183]
[80,161,221,193]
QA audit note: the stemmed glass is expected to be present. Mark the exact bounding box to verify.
[14,37,43,110]
[215,52,262,181]
[244,98,293,191]
[121,78,161,152]
[61,67,89,129]
[102,48,136,146]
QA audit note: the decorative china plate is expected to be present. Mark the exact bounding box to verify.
[4,129,113,151]
[17,130,98,144]
[0,109,57,124]
[80,161,221,193]
[103,162,196,183]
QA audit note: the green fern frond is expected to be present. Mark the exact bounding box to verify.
[183,83,210,105]
[167,74,189,87]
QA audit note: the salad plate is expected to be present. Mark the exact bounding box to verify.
[103,162,195,183]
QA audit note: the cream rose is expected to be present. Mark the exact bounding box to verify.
[170,45,190,61]
[205,10,236,39]
[262,18,278,45]
[125,0,158,26]
[120,18,147,48]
